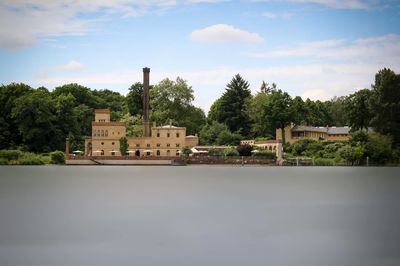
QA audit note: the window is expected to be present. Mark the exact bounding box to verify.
[101,130,104,137]
[166,150,170,156]
[157,150,160,156]
[97,130,100,136]
[112,142,115,145]
[118,132,120,135]
[176,144,180,147]
[157,133,160,137]
[176,150,180,156]
[111,151,115,156]
[105,130,108,137]
[93,131,96,137]
[101,150,104,155]
[136,144,140,147]
[167,133,170,137]
[176,133,180,138]
[167,143,170,147]
[101,142,104,145]
[157,143,160,147]
[147,144,150,147]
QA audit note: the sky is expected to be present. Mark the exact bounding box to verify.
[0,0,399,112]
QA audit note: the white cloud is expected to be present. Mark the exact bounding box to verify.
[60,60,84,72]
[190,24,264,44]
[249,34,400,66]
[0,0,221,50]
[262,11,293,19]
[257,0,372,9]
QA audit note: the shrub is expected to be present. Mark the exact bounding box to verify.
[51,151,65,164]
[0,158,8,165]
[18,155,45,165]
[0,150,23,161]
[314,157,335,166]
[366,133,392,164]
[338,144,364,165]
[292,139,317,155]
[236,144,253,156]
[252,150,276,159]
[224,148,239,156]
[208,148,224,156]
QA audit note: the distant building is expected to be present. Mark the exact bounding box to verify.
[276,124,352,144]
[84,109,198,157]
[240,139,283,160]
[83,68,198,157]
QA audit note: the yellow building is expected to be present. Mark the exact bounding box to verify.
[240,139,283,160]
[85,109,198,157]
[276,124,351,144]
[84,67,198,158]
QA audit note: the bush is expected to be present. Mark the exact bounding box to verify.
[314,157,336,166]
[224,148,239,156]
[0,158,8,165]
[18,154,45,165]
[236,144,253,156]
[366,133,392,164]
[0,150,23,161]
[252,150,276,159]
[208,148,224,156]
[51,151,65,164]
[292,139,317,155]
[338,144,364,166]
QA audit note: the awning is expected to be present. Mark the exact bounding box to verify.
[143,150,153,153]
[73,150,83,154]
[93,150,102,153]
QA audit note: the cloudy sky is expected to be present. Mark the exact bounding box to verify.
[0,0,399,111]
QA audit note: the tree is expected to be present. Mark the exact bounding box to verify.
[150,77,205,134]
[181,146,192,157]
[126,82,144,116]
[327,96,348,126]
[237,144,253,156]
[370,68,400,145]
[365,133,392,164]
[290,96,307,125]
[246,92,273,137]
[345,89,373,131]
[215,74,252,137]
[199,121,234,145]
[0,83,33,149]
[260,81,276,94]
[50,151,65,164]
[264,89,293,144]
[119,137,129,156]
[338,144,364,166]
[11,88,56,152]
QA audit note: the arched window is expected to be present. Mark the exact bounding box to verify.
[101,130,104,137]
[105,130,108,136]
[157,150,160,156]
[167,150,170,156]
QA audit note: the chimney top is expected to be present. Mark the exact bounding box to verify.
[143,67,150,73]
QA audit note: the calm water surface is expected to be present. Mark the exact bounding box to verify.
[0,166,399,266]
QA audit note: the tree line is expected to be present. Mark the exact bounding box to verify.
[0,68,399,154]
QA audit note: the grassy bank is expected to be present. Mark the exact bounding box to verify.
[0,150,65,165]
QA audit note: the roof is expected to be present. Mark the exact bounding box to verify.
[327,127,350,135]
[92,122,125,126]
[95,109,110,113]
[292,125,351,135]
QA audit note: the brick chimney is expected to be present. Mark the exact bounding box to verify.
[143,67,150,137]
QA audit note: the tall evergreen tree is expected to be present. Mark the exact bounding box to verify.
[217,74,252,137]
[370,68,400,145]
[345,89,373,131]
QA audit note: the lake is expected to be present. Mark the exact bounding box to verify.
[0,166,399,266]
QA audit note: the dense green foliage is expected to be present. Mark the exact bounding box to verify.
[50,151,65,164]
[0,68,399,165]
[119,137,129,156]
[0,150,49,165]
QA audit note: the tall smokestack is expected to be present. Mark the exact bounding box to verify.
[143,67,150,137]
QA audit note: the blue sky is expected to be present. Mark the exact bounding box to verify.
[0,0,399,111]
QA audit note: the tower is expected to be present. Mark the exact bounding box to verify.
[143,67,151,137]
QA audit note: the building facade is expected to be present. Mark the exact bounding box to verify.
[84,109,198,157]
[240,139,283,160]
[276,124,351,144]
